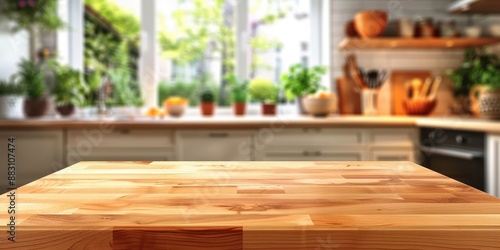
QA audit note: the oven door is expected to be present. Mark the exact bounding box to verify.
[420,146,485,191]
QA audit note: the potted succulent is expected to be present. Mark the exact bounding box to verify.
[199,88,216,116]
[230,76,248,116]
[248,78,279,116]
[51,63,88,116]
[17,59,47,117]
[281,64,327,114]
[448,48,499,116]
[0,78,25,119]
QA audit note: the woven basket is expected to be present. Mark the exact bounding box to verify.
[479,89,500,120]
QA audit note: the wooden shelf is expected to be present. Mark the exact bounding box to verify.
[339,38,500,50]
[448,0,500,14]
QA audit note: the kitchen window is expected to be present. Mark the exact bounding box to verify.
[73,0,329,108]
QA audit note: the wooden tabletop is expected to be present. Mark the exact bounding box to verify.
[1,161,500,249]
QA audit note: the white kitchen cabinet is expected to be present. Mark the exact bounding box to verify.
[176,130,254,161]
[0,130,64,189]
[254,127,417,161]
[66,129,174,165]
[487,134,500,197]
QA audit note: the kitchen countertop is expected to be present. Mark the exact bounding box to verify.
[1,161,500,249]
[1,115,500,133]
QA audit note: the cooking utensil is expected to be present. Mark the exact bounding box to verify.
[428,76,442,100]
[347,54,367,89]
[391,71,432,115]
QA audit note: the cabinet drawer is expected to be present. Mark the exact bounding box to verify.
[367,128,416,145]
[67,129,173,148]
[176,130,254,161]
[256,146,365,161]
[264,128,363,146]
[66,147,173,166]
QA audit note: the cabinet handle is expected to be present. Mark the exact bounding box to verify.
[303,128,322,133]
[209,132,229,138]
[302,151,310,156]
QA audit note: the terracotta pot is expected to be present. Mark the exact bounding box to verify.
[56,104,75,117]
[262,103,276,116]
[479,88,500,120]
[200,102,215,116]
[233,102,246,116]
[354,10,388,38]
[24,98,48,118]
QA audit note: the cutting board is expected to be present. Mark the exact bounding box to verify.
[336,77,362,115]
[391,71,432,115]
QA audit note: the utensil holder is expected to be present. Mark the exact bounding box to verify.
[362,89,378,116]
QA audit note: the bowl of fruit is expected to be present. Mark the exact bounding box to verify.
[302,91,337,117]
[163,96,188,117]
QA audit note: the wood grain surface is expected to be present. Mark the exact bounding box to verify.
[1,161,500,249]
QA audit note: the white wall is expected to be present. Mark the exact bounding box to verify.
[0,21,29,80]
[331,0,500,115]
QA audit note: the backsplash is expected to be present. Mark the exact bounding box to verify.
[330,0,500,116]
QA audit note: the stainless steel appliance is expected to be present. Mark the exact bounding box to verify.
[420,127,485,191]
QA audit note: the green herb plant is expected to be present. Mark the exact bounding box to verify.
[200,88,216,103]
[0,78,24,96]
[248,78,278,103]
[17,59,45,99]
[229,76,248,103]
[51,62,88,106]
[281,64,326,100]
[448,48,500,95]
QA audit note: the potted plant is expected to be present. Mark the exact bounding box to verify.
[51,63,88,116]
[199,88,216,116]
[248,78,278,116]
[448,48,499,115]
[281,64,327,114]
[230,76,248,116]
[17,59,47,118]
[471,57,500,119]
[0,78,25,119]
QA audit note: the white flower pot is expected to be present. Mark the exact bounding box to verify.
[0,95,25,119]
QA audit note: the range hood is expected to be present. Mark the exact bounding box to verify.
[449,0,500,13]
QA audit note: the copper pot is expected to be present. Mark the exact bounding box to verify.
[200,102,215,116]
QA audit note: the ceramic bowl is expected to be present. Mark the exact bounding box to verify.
[166,104,186,117]
[464,26,482,38]
[354,11,388,38]
[302,96,337,117]
[489,24,500,38]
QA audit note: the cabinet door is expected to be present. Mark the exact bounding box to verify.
[256,146,365,161]
[487,135,500,197]
[0,130,63,189]
[176,130,254,161]
[369,146,415,162]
